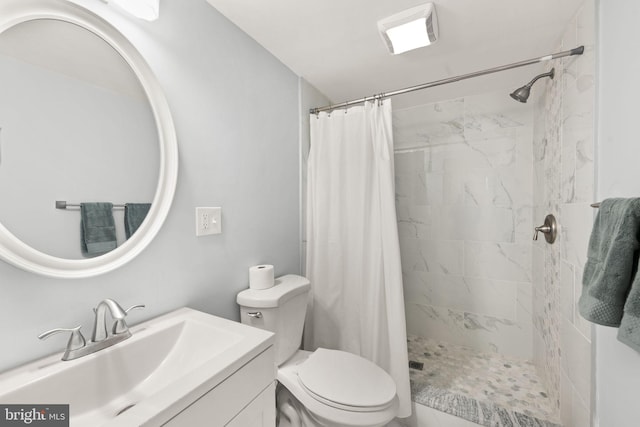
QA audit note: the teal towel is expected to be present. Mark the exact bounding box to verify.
[578,198,640,326]
[80,202,117,257]
[124,203,151,239]
[619,273,640,352]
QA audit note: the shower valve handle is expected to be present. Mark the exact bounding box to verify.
[533,225,551,240]
[533,214,557,244]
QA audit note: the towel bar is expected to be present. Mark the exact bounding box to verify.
[590,202,600,208]
[56,201,126,210]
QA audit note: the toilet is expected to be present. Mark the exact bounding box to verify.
[237,274,398,427]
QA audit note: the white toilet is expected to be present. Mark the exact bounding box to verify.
[237,274,398,427]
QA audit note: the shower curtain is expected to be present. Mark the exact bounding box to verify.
[305,99,411,418]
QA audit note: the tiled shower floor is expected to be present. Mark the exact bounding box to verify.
[407,335,561,427]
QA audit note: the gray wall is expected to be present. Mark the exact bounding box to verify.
[298,78,330,276]
[594,0,640,425]
[0,0,300,372]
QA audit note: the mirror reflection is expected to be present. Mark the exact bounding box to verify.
[0,19,158,259]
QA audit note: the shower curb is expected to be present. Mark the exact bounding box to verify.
[410,380,561,427]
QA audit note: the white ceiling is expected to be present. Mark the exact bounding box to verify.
[206,0,586,109]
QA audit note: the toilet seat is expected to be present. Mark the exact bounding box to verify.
[277,350,399,427]
[296,348,396,412]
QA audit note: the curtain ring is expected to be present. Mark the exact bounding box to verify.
[372,93,384,107]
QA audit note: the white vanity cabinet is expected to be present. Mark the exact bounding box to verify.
[163,346,276,426]
[226,383,276,426]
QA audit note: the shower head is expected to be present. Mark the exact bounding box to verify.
[510,68,555,103]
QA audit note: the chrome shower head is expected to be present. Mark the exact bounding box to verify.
[510,68,555,103]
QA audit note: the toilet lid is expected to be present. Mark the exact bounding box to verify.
[297,348,396,410]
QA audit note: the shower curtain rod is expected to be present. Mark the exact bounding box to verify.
[310,45,584,115]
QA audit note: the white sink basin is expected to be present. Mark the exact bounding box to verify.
[0,307,274,426]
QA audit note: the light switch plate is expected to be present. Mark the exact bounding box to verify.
[195,207,221,236]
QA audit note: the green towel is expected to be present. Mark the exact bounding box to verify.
[619,275,640,352]
[80,202,117,257]
[579,198,640,326]
[124,203,151,239]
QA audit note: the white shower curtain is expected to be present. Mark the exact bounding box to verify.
[305,99,411,418]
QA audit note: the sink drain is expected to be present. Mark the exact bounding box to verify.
[116,403,136,416]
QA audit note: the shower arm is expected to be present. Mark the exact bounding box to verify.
[310,46,584,114]
[524,69,555,88]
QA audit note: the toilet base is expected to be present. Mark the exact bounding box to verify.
[277,385,311,427]
[276,385,392,427]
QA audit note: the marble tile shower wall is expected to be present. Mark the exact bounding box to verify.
[532,2,594,426]
[393,92,535,360]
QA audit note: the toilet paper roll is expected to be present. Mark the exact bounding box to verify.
[249,264,275,290]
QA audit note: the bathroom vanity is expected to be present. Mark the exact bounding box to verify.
[0,308,276,426]
[163,349,276,426]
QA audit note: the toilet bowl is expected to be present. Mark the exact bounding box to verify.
[276,350,398,427]
[237,274,398,427]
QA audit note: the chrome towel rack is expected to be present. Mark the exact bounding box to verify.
[56,201,126,210]
[590,202,601,208]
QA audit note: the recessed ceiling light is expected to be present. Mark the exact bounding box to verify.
[377,3,439,55]
[109,0,159,21]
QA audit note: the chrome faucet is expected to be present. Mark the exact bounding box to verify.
[38,298,144,361]
[92,298,127,342]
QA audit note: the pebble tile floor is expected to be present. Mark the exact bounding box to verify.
[407,335,561,426]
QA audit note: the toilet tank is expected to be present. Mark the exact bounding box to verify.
[237,274,310,366]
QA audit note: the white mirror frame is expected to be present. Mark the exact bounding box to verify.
[0,0,178,278]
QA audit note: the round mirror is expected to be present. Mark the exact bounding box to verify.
[0,0,178,278]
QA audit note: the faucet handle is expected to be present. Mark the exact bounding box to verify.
[112,304,145,335]
[38,326,86,352]
[125,304,146,314]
